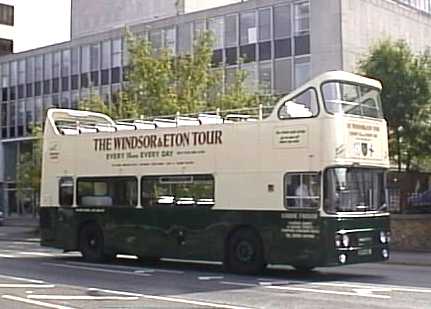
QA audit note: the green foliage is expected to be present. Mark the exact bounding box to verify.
[16,125,43,213]
[359,39,431,171]
[78,30,269,119]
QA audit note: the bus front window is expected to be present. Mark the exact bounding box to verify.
[324,167,386,213]
[322,82,383,118]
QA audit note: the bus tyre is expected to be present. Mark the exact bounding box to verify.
[79,224,105,262]
[226,228,265,275]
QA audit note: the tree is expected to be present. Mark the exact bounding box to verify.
[359,39,431,171]
[79,30,270,119]
[16,125,43,216]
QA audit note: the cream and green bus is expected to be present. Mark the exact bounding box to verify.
[40,71,390,274]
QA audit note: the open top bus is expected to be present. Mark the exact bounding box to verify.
[40,71,390,274]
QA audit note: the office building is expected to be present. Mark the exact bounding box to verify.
[0,0,431,215]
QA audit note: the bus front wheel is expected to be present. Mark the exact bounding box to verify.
[79,224,105,262]
[226,228,266,275]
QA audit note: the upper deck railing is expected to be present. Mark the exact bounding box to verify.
[47,105,275,136]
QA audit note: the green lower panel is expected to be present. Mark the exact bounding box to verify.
[39,206,390,268]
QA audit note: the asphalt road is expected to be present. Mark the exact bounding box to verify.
[0,241,429,308]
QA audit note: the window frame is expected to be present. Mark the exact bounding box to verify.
[284,172,321,210]
[141,174,215,208]
[76,176,138,207]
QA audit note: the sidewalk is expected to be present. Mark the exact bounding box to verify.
[0,216,430,267]
[0,216,39,242]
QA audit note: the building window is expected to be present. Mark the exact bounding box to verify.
[294,2,310,36]
[258,61,272,94]
[90,71,99,86]
[149,29,162,52]
[62,76,69,91]
[34,81,42,96]
[35,56,43,82]
[77,177,138,207]
[240,11,257,45]
[90,43,100,72]
[81,45,90,73]
[71,48,79,75]
[0,4,14,26]
[101,69,109,85]
[44,54,52,80]
[111,67,121,84]
[164,27,176,55]
[53,52,61,78]
[242,62,257,93]
[71,75,79,90]
[211,49,223,67]
[25,98,33,134]
[141,175,215,208]
[26,57,34,83]
[26,83,33,97]
[274,58,292,95]
[275,38,292,58]
[178,23,193,55]
[258,41,271,61]
[258,8,271,42]
[285,173,320,209]
[224,14,238,48]
[208,16,224,50]
[52,78,59,93]
[274,5,291,39]
[62,49,70,77]
[240,44,256,63]
[0,39,12,55]
[295,57,311,87]
[112,38,122,67]
[225,47,238,65]
[101,40,111,70]
[295,35,310,56]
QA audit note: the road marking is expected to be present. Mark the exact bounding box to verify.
[66,260,184,274]
[45,262,152,276]
[91,288,253,309]
[19,251,54,256]
[264,285,391,299]
[0,274,45,283]
[116,254,138,259]
[161,257,222,265]
[2,295,75,309]
[198,276,224,280]
[28,295,139,301]
[0,284,55,288]
[221,281,390,299]
[311,281,431,294]
[0,254,15,258]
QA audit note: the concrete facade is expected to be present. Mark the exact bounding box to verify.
[71,0,180,39]
[341,0,431,72]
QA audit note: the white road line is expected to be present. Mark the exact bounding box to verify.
[264,285,391,299]
[45,262,151,276]
[0,274,45,283]
[198,276,224,280]
[67,260,184,274]
[2,295,75,309]
[92,288,254,309]
[0,284,55,288]
[311,281,431,294]
[221,281,390,299]
[19,251,54,256]
[28,295,139,301]
[0,254,15,258]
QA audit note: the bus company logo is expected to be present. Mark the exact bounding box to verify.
[92,130,223,152]
[48,142,60,161]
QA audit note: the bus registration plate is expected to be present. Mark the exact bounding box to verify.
[358,248,372,256]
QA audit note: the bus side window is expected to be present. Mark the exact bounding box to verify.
[285,173,320,209]
[59,177,74,207]
[141,174,215,208]
[278,88,319,119]
[77,177,137,207]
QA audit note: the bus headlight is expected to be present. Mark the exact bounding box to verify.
[342,234,350,247]
[379,231,388,244]
[335,235,341,247]
[339,254,347,264]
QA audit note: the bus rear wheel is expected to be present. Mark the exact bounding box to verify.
[79,224,105,262]
[226,228,265,275]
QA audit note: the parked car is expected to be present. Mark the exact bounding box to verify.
[406,190,431,213]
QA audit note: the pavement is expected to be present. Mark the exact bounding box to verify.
[0,216,430,267]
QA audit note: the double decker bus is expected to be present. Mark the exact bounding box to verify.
[40,71,390,274]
